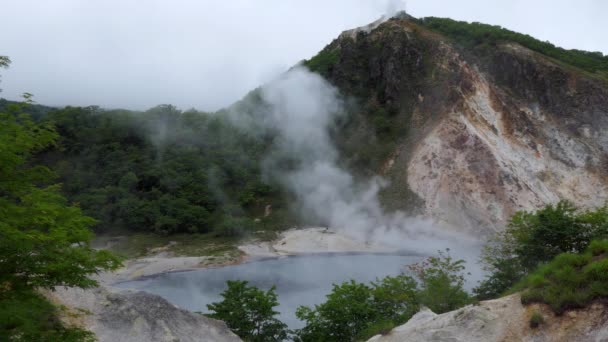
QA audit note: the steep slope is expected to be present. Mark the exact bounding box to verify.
[306,15,608,233]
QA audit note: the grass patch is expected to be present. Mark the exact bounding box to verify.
[517,239,608,314]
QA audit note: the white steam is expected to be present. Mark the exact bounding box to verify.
[385,0,407,18]
[231,67,481,270]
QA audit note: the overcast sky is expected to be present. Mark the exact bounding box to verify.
[1,0,606,111]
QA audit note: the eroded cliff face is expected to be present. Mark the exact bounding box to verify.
[315,17,608,233]
[368,294,608,342]
[407,42,608,232]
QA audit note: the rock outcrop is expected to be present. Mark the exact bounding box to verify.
[313,17,608,234]
[368,294,608,342]
[46,286,241,342]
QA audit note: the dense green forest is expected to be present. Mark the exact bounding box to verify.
[0,99,294,237]
[416,17,608,76]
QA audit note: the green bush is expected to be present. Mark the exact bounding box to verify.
[518,240,608,314]
[206,280,288,342]
[475,201,608,300]
[529,311,544,328]
[409,249,472,313]
[296,251,469,341]
[588,240,608,256]
[0,290,94,342]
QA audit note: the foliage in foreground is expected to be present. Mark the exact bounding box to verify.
[207,251,470,342]
[474,201,608,300]
[0,100,121,340]
[517,240,608,314]
[296,250,471,342]
[0,290,95,342]
[295,276,417,342]
[207,280,288,342]
[407,249,471,314]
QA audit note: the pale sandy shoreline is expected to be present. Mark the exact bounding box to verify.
[100,227,400,284]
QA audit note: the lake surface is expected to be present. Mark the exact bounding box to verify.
[116,253,424,329]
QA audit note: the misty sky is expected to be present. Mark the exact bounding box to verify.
[1,0,606,111]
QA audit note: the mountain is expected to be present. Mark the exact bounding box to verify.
[8,14,607,238]
[303,14,608,233]
[22,14,608,342]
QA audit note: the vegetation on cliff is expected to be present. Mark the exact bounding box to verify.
[207,280,288,342]
[416,17,608,76]
[207,250,470,341]
[295,249,470,341]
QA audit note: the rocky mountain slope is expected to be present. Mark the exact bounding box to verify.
[368,294,608,342]
[308,14,608,234]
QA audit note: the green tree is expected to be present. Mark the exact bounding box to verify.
[0,101,121,340]
[408,249,471,314]
[296,280,377,342]
[207,280,288,342]
[296,275,420,341]
[370,274,419,323]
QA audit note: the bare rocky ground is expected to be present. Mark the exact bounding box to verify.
[46,287,241,342]
[368,294,608,342]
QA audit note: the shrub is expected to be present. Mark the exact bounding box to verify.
[588,240,608,256]
[206,280,288,342]
[296,250,470,341]
[0,289,95,342]
[529,311,544,328]
[475,201,608,300]
[518,240,608,314]
[409,249,471,313]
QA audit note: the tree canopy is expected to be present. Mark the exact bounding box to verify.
[207,280,288,342]
[0,101,121,340]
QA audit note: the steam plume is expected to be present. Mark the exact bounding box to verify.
[231,66,481,263]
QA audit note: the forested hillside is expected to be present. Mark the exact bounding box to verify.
[0,100,295,236]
